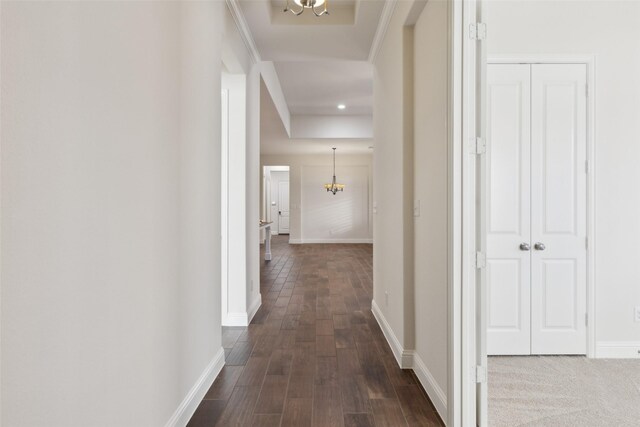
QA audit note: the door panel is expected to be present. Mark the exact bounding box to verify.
[530,64,587,354]
[278,181,290,234]
[486,64,532,355]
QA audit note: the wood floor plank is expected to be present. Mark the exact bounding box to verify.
[267,348,294,376]
[313,385,344,427]
[371,398,409,427]
[187,236,443,427]
[225,340,255,366]
[282,314,300,330]
[282,398,313,427]
[251,414,282,427]
[337,348,363,376]
[363,363,396,399]
[315,356,339,387]
[317,335,337,357]
[316,318,335,335]
[287,374,315,399]
[339,375,371,413]
[204,365,244,400]
[395,385,442,426]
[254,375,289,414]
[252,334,278,358]
[236,356,270,387]
[215,386,260,426]
[344,413,376,427]
[335,328,356,349]
[186,399,226,427]
[333,314,351,330]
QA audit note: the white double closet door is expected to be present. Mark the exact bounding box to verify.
[487,63,588,355]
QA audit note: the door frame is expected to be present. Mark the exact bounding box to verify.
[485,55,597,358]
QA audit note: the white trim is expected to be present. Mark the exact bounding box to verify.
[449,0,464,426]
[371,301,448,423]
[247,294,262,324]
[412,351,448,422]
[223,312,250,327]
[290,238,373,244]
[368,0,397,63]
[164,347,225,427]
[371,300,411,368]
[486,54,597,358]
[225,0,261,64]
[460,1,480,426]
[222,294,262,327]
[595,342,640,359]
[488,54,596,65]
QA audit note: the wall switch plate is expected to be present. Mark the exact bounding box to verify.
[635,306,640,322]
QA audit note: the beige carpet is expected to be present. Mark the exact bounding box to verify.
[488,356,640,426]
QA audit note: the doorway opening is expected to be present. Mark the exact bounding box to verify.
[262,166,290,240]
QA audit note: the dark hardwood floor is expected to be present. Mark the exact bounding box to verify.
[188,236,443,426]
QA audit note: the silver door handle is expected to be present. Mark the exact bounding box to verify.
[519,243,530,251]
[534,242,546,251]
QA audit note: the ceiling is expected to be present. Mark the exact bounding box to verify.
[239,0,385,62]
[261,79,373,155]
[238,0,381,151]
[274,61,373,115]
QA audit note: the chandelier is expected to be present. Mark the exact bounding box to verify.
[284,0,328,16]
[324,148,345,195]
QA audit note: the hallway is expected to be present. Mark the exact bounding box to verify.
[188,237,443,426]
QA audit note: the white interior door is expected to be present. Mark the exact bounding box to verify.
[487,63,587,356]
[530,64,587,354]
[278,181,290,234]
[486,64,532,355]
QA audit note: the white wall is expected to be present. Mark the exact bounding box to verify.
[372,0,416,356]
[260,62,292,136]
[261,154,373,244]
[413,0,449,416]
[290,115,373,139]
[484,0,640,356]
[1,1,225,426]
[221,71,248,326]
[245,64,263,322]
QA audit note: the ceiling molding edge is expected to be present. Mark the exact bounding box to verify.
[367,0,397,63]
[226,0,261,64]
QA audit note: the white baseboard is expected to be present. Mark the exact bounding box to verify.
[223,295,262,327]
[370,299,447,425]
[371,300,411,368]
[165,347,225,427]
[223,312,250,327]
[247,294,262,324]
[411,351,448,423]
[595,341,640,358]
[289,238,373,244]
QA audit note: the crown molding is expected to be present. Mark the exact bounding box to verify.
[368,0,397,63]
[226,0,261,64]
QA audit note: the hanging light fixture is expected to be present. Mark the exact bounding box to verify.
[324,148,345,195]
[284,0,328,16]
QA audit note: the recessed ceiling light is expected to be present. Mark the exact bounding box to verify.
[337,104,346,110]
